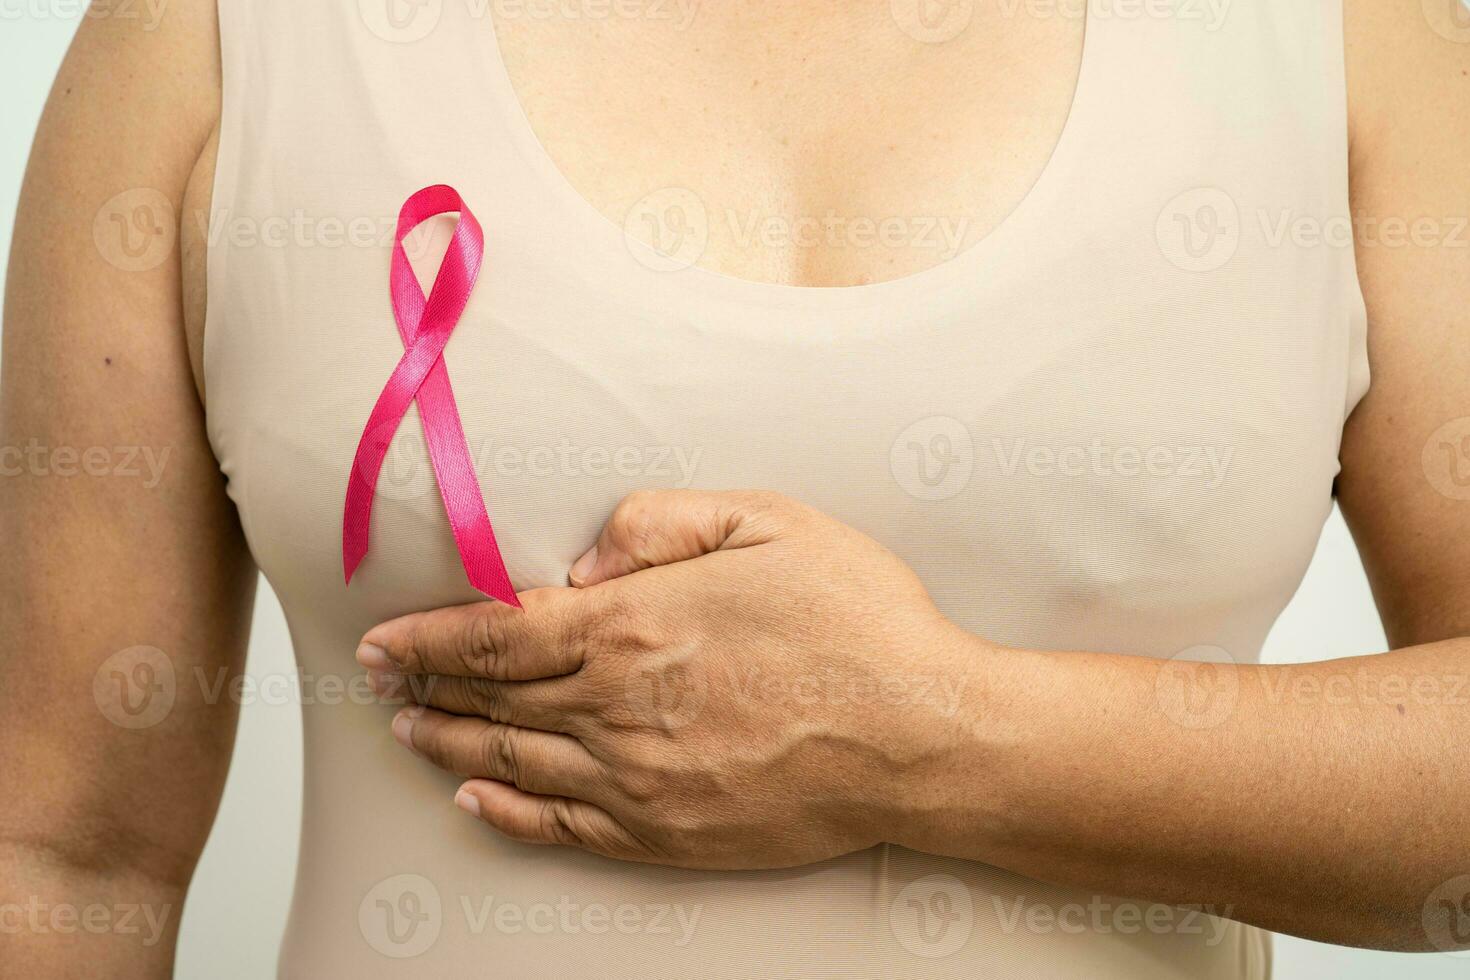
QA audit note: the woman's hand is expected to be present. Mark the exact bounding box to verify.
[356,489,987,869]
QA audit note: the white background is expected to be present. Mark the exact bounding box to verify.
[1,8,1463,979]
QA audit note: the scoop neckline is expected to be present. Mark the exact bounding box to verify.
[477,2,1098,312]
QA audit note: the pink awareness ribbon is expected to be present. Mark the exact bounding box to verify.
[342,185,520,608]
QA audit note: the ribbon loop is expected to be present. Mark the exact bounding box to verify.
[342,185,519,607]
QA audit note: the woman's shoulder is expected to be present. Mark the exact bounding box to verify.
[1344,0,1470,156]
[45,0,223,398]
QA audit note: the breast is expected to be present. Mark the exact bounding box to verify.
[208,226,1341,671]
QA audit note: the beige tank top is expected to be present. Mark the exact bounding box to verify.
[205,1,1368,976]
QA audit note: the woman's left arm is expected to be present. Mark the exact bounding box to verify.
[358,0,1469,954]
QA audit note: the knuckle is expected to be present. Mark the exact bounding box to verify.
[481,726,521,785]
[463,678,504,720]
[608,492,660,553]
[463,610,503,675]
[538,799,584,847]
[398,619,433,671]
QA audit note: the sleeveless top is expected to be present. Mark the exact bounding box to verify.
[205,1,1368,976]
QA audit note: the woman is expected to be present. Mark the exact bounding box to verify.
[2,0,1467,976]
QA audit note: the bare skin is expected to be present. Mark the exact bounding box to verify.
[1,0,1467,974]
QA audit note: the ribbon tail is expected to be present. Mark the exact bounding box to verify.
[342,469,373,584]
[417,358,522,609]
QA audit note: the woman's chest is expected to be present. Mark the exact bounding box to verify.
[201,0,1362,657]
[490,2,1085,286]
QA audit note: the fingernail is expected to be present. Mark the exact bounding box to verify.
[455,787,481,818]
[356,643,392,670]
[569,545,598,586]
[391,710,415,751]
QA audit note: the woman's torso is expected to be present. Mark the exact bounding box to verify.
[192,0,1367,975]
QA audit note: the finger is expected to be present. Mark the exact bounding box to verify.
[453,779,651,861]
[394,707,607,800]
[372,673,586,735]
[569,489,798,588]
[357,589,584,679]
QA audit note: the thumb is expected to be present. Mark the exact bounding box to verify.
[569,489,795,587]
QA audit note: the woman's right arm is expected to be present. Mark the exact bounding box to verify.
[0,4,256,974]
